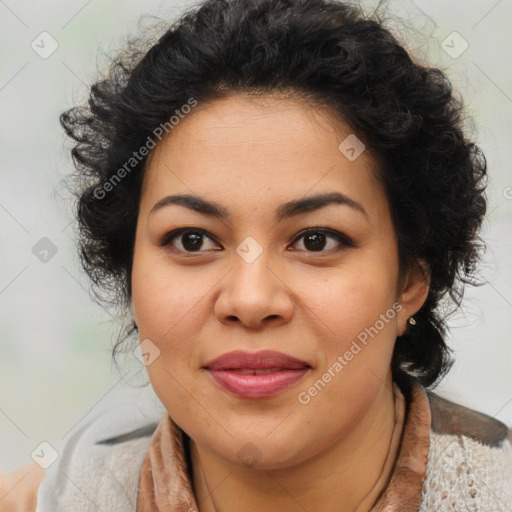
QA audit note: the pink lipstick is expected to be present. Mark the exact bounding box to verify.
[203,350,311,398]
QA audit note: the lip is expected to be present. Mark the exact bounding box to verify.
[203,350,311,399]
[203,350,311,371]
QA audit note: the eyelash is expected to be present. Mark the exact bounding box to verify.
[159,227,355,255]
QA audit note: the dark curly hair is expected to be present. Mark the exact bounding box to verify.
[60,0,487,389]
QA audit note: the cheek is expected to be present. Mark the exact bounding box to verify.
[304,259,398,342]
[131,245,211,343]
[130,247,211,421]
[289,269,399,453]
[297,259,399,416]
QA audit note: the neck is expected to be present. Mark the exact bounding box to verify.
[190,372,404,512]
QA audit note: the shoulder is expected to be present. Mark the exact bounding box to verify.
[34,398,163,512]
[0,461,45,512]
[420,391,512,511]
[427,391,512,448]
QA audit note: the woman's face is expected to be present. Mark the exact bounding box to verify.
[131,93,428,469]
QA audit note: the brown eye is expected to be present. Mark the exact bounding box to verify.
[160,229,220,253]
[291,228,354,253]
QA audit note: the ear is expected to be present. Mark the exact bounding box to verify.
[396,259,430,336]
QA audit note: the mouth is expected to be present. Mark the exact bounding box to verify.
[223,368,292,375]
[202,350,311,398]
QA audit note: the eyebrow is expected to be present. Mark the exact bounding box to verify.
[149,192,368,221]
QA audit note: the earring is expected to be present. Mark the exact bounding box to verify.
[408,316,416,326]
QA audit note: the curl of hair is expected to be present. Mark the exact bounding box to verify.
[60,0,487,388]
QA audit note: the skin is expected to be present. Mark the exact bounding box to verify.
[0,461,44,511]
[131,92,430,512]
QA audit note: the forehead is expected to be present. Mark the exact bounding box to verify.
[141,93,386,220]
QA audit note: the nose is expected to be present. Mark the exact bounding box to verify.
[214,250,294,330]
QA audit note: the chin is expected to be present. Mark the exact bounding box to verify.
[199,430,310,470]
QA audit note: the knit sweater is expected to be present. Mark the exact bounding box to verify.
[31,379,512,511]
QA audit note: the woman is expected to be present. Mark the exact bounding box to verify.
[2,0,511,510]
